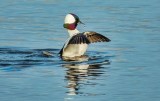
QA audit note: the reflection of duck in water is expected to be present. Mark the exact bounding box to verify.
[59,13,111,60]
[63,60,110,95]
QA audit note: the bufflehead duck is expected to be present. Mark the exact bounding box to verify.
[59,13,110,59]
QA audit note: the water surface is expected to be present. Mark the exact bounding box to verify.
[0,0,160,101]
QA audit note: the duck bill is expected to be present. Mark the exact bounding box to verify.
[79,20,85,25]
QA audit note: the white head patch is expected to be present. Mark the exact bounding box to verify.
[64,14,76,24]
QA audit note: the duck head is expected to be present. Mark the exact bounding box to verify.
[63,13,84,30]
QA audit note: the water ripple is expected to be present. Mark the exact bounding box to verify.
[0,48,111,71]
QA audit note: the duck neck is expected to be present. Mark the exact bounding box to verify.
[67,29,80,37]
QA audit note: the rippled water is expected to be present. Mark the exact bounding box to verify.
[0,0,160,101]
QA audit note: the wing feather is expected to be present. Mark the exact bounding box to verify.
[84,31,111,43]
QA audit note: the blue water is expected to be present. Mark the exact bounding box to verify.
[0,0,160,101]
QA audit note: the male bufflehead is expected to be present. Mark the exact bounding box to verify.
[59,13,110,59]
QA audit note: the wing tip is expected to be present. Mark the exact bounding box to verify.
[105,37,111,42]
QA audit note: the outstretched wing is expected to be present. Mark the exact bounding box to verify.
[84,31,111,43]
[68,31,110,44]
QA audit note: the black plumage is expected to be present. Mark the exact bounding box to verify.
[68,33,90,44]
